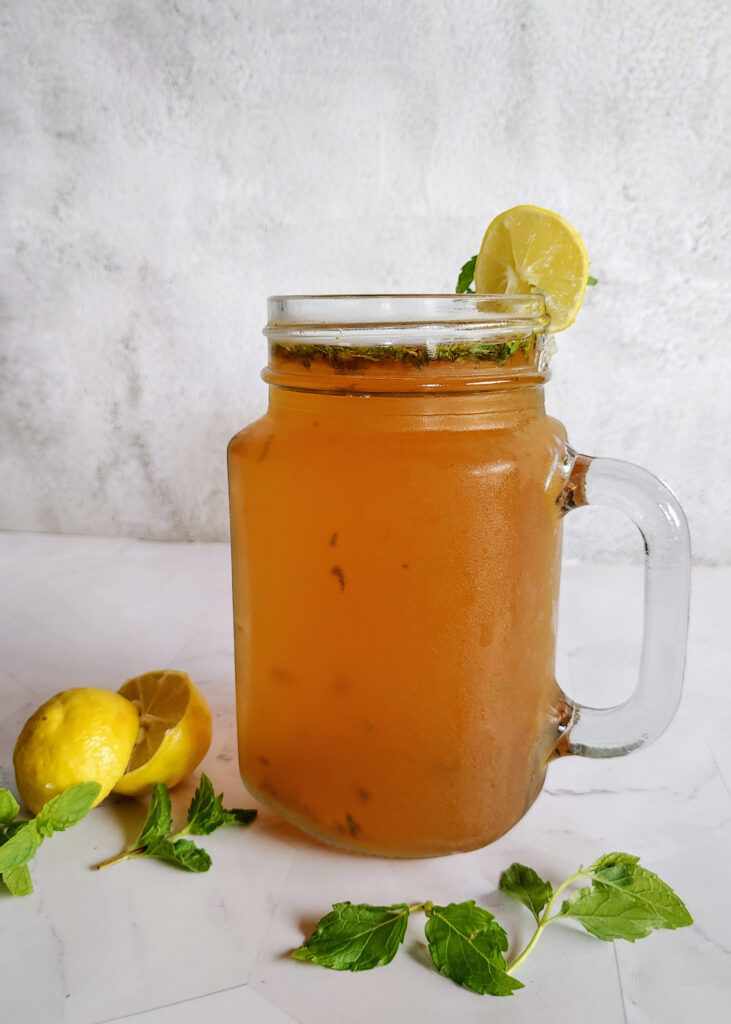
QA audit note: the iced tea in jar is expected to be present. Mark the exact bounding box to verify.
[227,295,689,857]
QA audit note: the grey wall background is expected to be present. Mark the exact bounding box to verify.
[1,0,729,562]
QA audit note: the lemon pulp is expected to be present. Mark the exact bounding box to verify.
[113,670,212,796]
[474,205,590,331]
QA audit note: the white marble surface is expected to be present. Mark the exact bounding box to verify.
[1,1,730,561]
[0,532,729,1023]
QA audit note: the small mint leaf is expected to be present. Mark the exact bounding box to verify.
[186,773,221,834]
[136,784,172,847]
[35,782,101,836]
[2,864,33,896]
[587,275,598,286]
[292,902,410,971]
[456,255,477,294]
[0,821,42,874]
[499,863,553,922]
[186,774,256,835]
[143,836,212,872]
[0,789,20,826]
[221,807,257,827]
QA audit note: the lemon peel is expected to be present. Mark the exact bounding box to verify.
[13,688,140,815]
[112,670,212,796]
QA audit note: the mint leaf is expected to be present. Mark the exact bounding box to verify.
[0,821,42,874]
[424,901,523,997]
[558,856,692,945]
[559,885,662,941]
[558,853,692,941]
[136,784,172,847]
[456,255,477,293]
[2,864,33,896]
[35,782,101,837]
[587,275,598,286]
[185,773,224,834]
[292,902,410,971]
[142,836,212,872]
[588,851,640,872]
[590,863,692,931]
[500,863,553,922]
[185,773,257,835]
[0,789,20,826]
[0,825,27,892]
[221,807,257,827]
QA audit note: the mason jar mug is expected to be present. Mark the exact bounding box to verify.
[227,296,690,857]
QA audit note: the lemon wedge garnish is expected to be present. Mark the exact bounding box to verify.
[474,205,590,331]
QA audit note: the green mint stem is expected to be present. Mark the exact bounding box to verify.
[408,901,433,914]
[506,870,587,975]
[93,826,192,868]
[93,845,146,870]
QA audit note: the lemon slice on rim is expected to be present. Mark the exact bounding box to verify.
[474,205,590,331]
[113,670,212,796]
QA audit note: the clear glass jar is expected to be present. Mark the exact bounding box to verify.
[227,296,690,857]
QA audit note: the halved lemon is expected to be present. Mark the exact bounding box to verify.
[113,670,212,796]
[474,205,590,331]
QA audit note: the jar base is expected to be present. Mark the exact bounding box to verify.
[241,774,531,859]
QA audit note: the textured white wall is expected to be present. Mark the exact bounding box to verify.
[1,0,729,562]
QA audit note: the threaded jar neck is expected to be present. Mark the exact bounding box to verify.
[262,295,553,394]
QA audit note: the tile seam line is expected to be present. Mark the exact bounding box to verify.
[245,844,308,1024]
[90,980,257,1024]
[613,942,629,1024]
[707,743,731,804]
[244,843,302,987]
[88,834,303,1024]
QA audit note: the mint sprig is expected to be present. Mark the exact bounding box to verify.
[0,782,100,896]
[93,773,256,872]
[502,852,691,972]
[291,852,691,997]
[135,782,173,847]
[185,775,257,835]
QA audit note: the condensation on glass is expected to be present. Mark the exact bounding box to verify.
[227,296,690,857]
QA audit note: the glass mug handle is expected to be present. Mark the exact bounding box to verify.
[558,450,691,757]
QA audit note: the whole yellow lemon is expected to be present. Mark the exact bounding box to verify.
[13,687,140,815]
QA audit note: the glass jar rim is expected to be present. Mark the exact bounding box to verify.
[264,294,549,345]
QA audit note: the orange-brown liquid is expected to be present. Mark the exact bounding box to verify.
[228,356,571,856]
